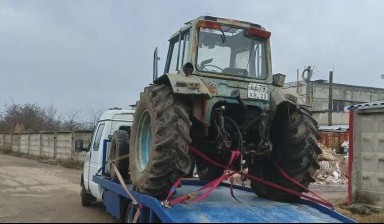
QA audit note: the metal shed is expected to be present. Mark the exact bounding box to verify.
[348,101,384,207]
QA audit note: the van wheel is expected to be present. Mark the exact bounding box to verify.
[81,184,95,207]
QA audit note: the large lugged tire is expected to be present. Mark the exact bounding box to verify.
[109,130,130,181]
[249,105,321,202]
[129,84,192,198]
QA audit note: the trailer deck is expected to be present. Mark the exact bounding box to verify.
[93,175,356,223]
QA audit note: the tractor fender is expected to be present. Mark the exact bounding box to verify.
[154,73,212,98]
[269,87,305,114]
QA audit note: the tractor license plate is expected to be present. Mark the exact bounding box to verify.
[248,83,268,100]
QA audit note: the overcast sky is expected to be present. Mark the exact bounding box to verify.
[1,0,383,117]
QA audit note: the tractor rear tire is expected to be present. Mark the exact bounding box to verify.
[249,105,321,202]
[109,130,130,181]
[129,84,192,199]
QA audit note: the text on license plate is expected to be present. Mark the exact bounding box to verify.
[248,83,269,100]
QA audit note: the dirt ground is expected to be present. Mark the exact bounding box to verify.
[0,153,118,223]
[1,152,383,223]
[308,184,384,223]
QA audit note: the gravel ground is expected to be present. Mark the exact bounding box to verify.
[0,153,118,223]
[308,183,384,223]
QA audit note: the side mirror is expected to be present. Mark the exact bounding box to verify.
[199,58,213,70]
[75,139,86,153]
[153,47,160,81]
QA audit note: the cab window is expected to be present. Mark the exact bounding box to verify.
[165,30,191,74]
[92,123,105,151]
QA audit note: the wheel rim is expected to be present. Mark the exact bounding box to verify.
[137,111,152,173]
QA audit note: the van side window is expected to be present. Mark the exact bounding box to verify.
[93,123,105,151]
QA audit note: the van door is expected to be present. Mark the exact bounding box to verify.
[87,123,105,197]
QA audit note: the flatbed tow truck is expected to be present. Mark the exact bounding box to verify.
[75,109,356,223]
[93,173,355,223]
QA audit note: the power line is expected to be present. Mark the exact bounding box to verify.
[313,66,327,80]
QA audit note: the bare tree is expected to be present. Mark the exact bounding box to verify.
[44,104,61,131]
[0,103,51,133]
[61,110,82,131]
[84,107,104,130]
[0,103,99,133]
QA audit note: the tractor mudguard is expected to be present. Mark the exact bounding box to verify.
[269,87,304,112]
[154,73,212,98]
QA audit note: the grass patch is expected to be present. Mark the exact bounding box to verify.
[56,158,83,169]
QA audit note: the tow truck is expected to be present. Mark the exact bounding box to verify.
[75,108,355,223]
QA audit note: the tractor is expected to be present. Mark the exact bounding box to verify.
[128,16,321,202]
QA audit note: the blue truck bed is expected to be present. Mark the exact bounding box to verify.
[93,175,356,223]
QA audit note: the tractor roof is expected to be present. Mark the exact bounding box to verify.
[169,16,267,40]
[186,16,263,29]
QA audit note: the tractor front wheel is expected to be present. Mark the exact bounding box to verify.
[129,84,192,198]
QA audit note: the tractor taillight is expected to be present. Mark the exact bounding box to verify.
[197,20,222,30]
[248,27,271,39]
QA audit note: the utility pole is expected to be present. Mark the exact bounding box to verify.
[302,66,313,105]
[296,69,300,94]
[328,71,333,126]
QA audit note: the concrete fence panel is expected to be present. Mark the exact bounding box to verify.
[29,134,40,156]
[41,133,55,158]
[19,134,29,154]
[56,132,72,159]
[4,134,12,151]
[11,135,20,152]
[353,108,384,208]
[0,134,4,150]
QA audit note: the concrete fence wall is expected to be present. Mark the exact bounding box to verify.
[353,108,384,208]
[30,134,40,156]
[0,131,93,161]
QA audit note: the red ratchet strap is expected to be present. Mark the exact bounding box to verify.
[276,165,331,208]
[162,150,241,207]
[187,146,334,209]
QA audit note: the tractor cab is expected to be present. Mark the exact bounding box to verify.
[155,16,274,84]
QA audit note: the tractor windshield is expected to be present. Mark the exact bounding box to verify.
[197,25,267,79]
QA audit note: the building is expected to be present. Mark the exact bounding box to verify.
[284,80,384,126]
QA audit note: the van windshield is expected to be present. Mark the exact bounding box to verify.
[197,25,267,79]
